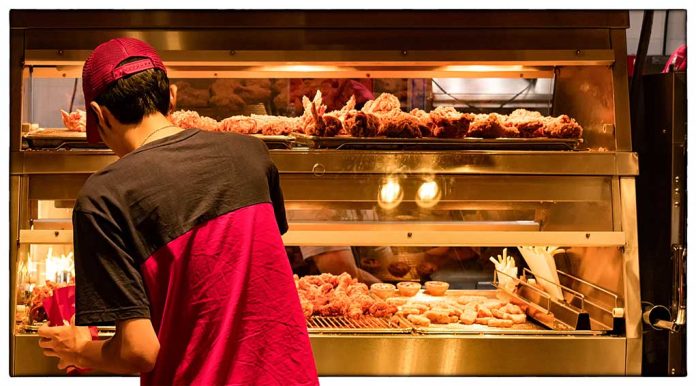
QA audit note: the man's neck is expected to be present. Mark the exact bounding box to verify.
[124,113,183,153]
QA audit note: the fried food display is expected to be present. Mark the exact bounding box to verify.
[166,90,583,140]
[295,273,397,320]
[392,290,530,328]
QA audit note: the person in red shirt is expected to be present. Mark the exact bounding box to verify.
[37,37,319,386]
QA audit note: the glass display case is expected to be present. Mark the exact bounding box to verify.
[10,10,641,376]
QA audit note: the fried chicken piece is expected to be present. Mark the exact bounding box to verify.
[352,294,376,312]
[459,309,478,325]
[346,283,369,297]
[318,273,340,287]
[508,313,527,324]
[477,306,493,318]
[317,300,347,317]
[321,115,343,137]
[249,114,300,135]
[299,91,328,136]
[541,114,583,138]
[60,109,86,132]
[488,318,514,328]
[505,109,545,138]
[407,314,432,327]
[318,283,334,295]
[169,110,220,131]
[424,309,452,324]
[344,110,380,137]
[362,93,401,114]
[475,317,492,325]
[218,116,259,134]
[300,299,314,319]
[467,113,515,138]
[491,308,507,320]
[482,300,506,310]
[502,303,524,315]
[428,106,474,138]
[347,306,364,319]
[377,111,423,138]
[410,108,435,137]
[368,302,398,318]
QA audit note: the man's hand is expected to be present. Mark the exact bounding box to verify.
[38,318,93,370]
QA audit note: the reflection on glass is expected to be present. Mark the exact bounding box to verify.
[378,178,403,209]
[416,180,441,208]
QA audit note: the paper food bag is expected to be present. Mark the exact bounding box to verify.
[43,285,98,374]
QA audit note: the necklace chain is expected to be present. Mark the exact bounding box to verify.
[140,125,178,147]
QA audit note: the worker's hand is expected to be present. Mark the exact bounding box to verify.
[38,317,92,370]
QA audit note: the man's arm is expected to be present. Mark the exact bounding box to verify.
[39,318,159,374]
[312,250,381,285]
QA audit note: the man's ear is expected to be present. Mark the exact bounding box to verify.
[168,84,177,115]
[89,101,111,130]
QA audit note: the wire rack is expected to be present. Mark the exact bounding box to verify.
[306,315,413,334]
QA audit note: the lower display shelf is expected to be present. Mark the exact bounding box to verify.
[13,333,629,376]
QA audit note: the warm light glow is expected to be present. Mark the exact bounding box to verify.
[415,180,442,208]
[256,65,345,72]
[441,65,526,72]
[378,178,403,210]
[44,247,74,284]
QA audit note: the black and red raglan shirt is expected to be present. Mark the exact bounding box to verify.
[72,129,318,386]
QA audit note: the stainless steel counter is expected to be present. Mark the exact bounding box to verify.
[14,333,629,376]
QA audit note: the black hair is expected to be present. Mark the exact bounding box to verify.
[93,57,170,125]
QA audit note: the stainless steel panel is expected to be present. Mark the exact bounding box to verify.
[10,10,630,30]
[13,334,628,376]
[309,335,627,375]
[26,49,615,67]
[11,151,640,176]
[553,66,616,151]
[619,178,642,374]
[611,29,633,152]
[10,29,24,152]
[23,28,615,52]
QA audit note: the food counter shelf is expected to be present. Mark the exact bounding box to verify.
[12,334,629,376]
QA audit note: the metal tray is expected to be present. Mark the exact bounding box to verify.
[391,289,602,336]
[293,133,582,151]
[23,129,108,150]
[306,315,412,334]
[250,134,295,150]
[23,130,296,150]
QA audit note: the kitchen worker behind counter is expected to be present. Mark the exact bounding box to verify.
[37,37,318,386]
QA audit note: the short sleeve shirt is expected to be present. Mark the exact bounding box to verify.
[73,129,317,386]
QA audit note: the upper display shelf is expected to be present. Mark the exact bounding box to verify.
[25,50,615,80]
[10,10,633,152]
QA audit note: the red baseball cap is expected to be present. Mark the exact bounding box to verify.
[82,37,167,143]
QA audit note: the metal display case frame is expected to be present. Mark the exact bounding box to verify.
[10,10,641,376]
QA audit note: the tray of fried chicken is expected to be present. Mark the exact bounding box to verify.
[166,90,583,150]
[23,110,109,149]
[371,281,552,334]
[295,273,414,334]
[291,92,583,150]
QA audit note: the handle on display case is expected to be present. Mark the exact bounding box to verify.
[671,244,686,329]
